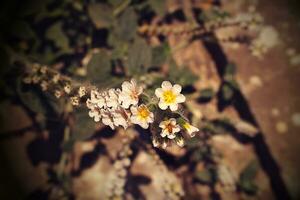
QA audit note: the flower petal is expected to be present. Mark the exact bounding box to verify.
[170,103,178,111]
[161,81,172,90]
[167,133,176,139]
[176,94,186,103]
[155,88,163,98]
[172,84,182,94]
[173,126,181,133]
[161,131,167,137]
[140,122,149,129]
[158,101,168,110]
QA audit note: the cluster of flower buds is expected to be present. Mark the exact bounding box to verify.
[105,139,132,200]
[86,80,199,148]
[22,63,88,106]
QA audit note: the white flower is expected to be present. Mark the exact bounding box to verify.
[105,89,120,108]
[112,107,131,129]
[70,96,79,106]
[89,90,106,108]
[78,86,86,97]
[182,122,199,137]
[64,84,71,94]
[119,79,143,109]
[159,118,180,139]
[88,109,101,122]
[155,81,186,111]
[130,104,154,129]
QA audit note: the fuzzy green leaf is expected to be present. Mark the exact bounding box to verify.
[72,108,96,141]
[168,60,197,87]
[46,22,71,52]
[88,3,113,29]
[195,169,213,183]
[238,160,259,194]
[10,20,35,39]
[114,7,137,42]
[149,0,166,16]
[127,37,152,75]
[151,43,170,66]
[221,83,234,100]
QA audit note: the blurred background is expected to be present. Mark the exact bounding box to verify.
[0,0,300,199]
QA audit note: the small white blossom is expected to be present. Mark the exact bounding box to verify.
[155,81,186,111]
[159,118,180,139]
[119,79,143,108]
[40,81,48,91]
[70,96,79,106]
[40,66,47,74]
[52,74,60,83]
[78,86,86,97]
[88,108,101,122]
[64,84,71,94]
[182,122,199,137]
[54,90,62,98]
[105,89,120,108]
[101,109,115,129]
[130,104,154,129]
[112,107,130,129]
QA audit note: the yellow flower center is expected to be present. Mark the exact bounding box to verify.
[163,90,176,104]
[137,105,150,120]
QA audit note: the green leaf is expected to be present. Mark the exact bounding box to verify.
[195,169,213,183]
[127,37,152,75]
[168,59,197,87]
[238,160,259,195]
[46,22,71,53]
[224,63,236,76]
[199,88,215,101]
[149,0,166,16]
[18,0,49,16]
[221,84,234,100]
[151,43,170,66]
[10,20,35,39]
[18,89,46,115]
[114,7,137,42]
[72,108,96,141]
[108,0,123,7]
[88,3,113,29]
[87,50,115,87]
[240,160,259,181]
